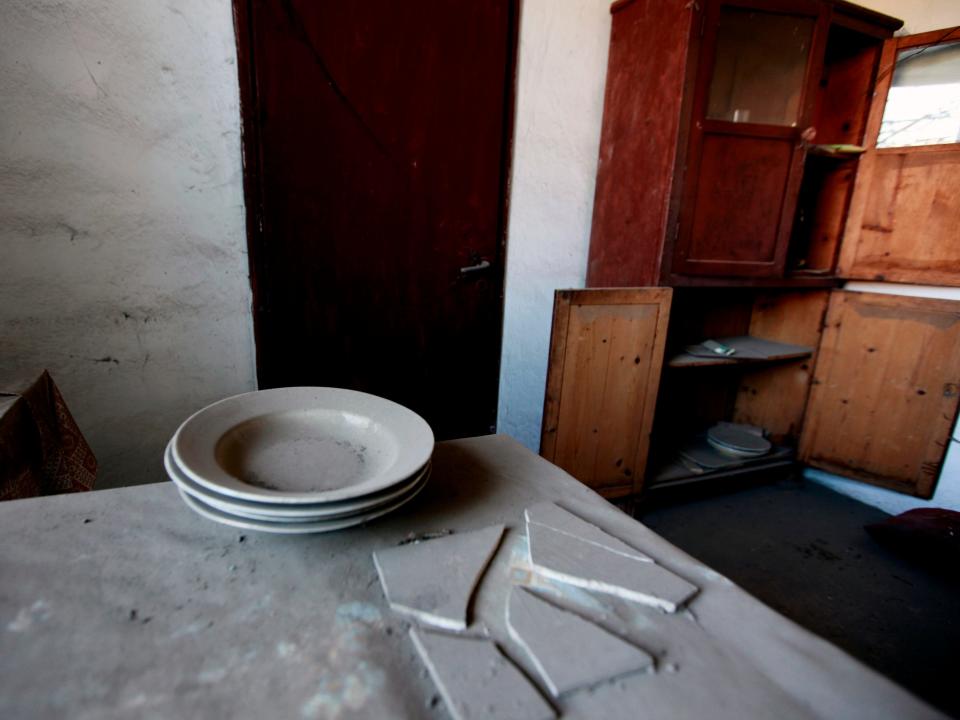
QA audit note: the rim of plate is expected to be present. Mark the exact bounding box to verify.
[705,438,769,458]
[164,440,429,520]
[170,387,434,504]
[175,467,429,534]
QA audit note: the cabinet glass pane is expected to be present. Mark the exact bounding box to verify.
[877,41,960,148]
[707,8,814,126]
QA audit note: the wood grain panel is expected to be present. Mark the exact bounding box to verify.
[586,0,697,287]
[813,27,882,146]
[839,29,960,287]
[800,291,960,497]
[840,147,960,285]
[837,34,896,275]
[540,289,672,497]
[831,3,903,35]
[789,157,857,273]
[733,290,829,442]
[676,133,795,275]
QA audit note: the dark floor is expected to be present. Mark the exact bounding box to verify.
[636,477,960,719]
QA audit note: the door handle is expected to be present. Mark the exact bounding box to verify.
[459,259,491,275]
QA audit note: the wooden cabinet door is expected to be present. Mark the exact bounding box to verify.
[839,28,960,286]
[540,289,672,498]
[800,291,960,498]
[671,0,826,278]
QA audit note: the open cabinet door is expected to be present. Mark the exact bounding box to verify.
[838,27,960,285]
[540,289,672,499]
[800,291,960,498]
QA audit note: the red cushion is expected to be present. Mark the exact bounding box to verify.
[865,508,960,571]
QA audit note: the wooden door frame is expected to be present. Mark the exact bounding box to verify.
[230,0,521,396]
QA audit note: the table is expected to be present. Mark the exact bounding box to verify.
[0,435,943,719]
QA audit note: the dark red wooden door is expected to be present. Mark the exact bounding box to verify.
[235,0,517,438]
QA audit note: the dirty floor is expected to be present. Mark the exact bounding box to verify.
[637,478,960,719]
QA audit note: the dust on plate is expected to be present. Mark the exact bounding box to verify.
[215,411,387,493]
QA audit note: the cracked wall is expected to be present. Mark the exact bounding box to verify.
[0,0,256,488]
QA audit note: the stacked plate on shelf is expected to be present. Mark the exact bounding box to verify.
[705,422,771,459]
[164,387,435,534]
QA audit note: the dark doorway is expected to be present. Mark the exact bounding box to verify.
[233,0,518,439]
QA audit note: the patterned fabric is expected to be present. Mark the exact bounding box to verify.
[0,371,97,501]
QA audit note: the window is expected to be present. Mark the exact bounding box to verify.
[877,40,960,148]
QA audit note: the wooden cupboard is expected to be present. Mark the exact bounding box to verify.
[543,286,960,500]
[543,3,960,501]
[588,1,960,288]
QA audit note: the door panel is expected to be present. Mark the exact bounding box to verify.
[236,0,516,438]
[840,146,960,285]
[840,27,960,286]
[800,291,960,497]
[682,133,795,271]
[732,290,829,442]
[541,289,672,498]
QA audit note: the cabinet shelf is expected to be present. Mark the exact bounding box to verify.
[648,443,795,489]
[806,143,867,159]
[668,335,813,368]
[667,274,841,288]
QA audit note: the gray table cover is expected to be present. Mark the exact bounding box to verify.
[0,434,943,719]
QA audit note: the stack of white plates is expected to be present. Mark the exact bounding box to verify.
[706,422,771,459]
[164,387,435,534]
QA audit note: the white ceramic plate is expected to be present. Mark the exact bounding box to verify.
[705,437,770,458]
[176,465,430,534]
[706,424,771,454]
[165,440,429,521]
[171,387,434,504]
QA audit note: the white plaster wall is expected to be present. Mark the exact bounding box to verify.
[0,0,256,489]
[859,0,959,35]
[497,0,612,451]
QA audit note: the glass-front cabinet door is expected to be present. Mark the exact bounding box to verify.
[671,0,825,278]
[706,7,814,126]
